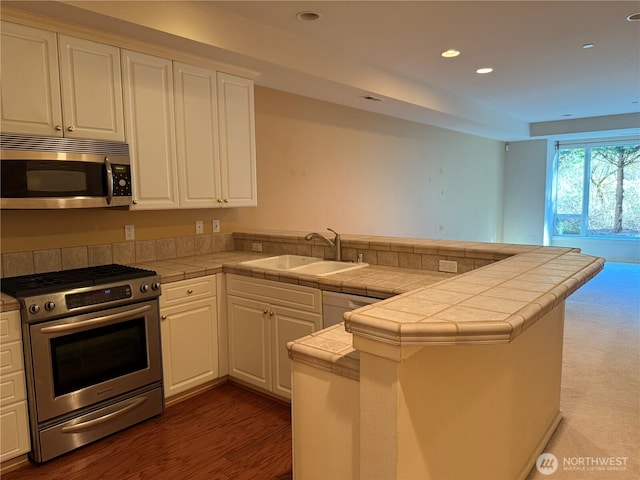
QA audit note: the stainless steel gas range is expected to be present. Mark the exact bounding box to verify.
[1,264,164,463]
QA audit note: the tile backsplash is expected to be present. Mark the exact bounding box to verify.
[232,231,517,274]
[1,233,234,278]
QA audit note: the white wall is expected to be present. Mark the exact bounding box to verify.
[502,140,548,245]
[224,87,505,242]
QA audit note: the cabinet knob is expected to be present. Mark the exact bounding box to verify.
[269,311,274,316]
[263,309,269,314]
[55,125,62,131]
[223,199,229,203]
[187,289,193,294]
[161,315,167,320]
[67,125,75,132]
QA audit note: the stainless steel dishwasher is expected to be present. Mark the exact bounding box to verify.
[322,291,381,328]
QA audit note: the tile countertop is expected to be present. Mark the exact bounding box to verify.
[1,245,604,351]
[342,247,604,346]
[0,251,453,312]
[287,246,604,378]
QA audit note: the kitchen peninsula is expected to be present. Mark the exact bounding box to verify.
[0,231,603,479]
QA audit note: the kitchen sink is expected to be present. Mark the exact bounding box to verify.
[239,255,368,276]
[292,261,368,276]
[240,255,323,270]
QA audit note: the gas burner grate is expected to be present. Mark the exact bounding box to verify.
[0,264,157,298]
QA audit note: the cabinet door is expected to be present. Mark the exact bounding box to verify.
[227,295,271,390]
[272,306,322,399]
[122,50,179,209]
[217,73,257,207]
[174,62,222,208]
[161,296,218,399]
[0,21,63,136]
[58,35,125,141]
[0,401,30,462]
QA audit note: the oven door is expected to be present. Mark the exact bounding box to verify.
[28,300,162,423]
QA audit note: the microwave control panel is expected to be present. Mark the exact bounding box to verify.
[112,164,132,197]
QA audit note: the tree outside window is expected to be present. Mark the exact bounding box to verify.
[554,143,640,238]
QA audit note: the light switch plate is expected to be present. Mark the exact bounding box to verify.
[196,220,204,234]
[213,219,220,233]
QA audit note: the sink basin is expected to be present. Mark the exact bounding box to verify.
[240,255,368,276]
[240,255,323,270]
[292,261,368,276]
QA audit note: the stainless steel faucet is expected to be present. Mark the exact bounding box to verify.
[304,228,342,261]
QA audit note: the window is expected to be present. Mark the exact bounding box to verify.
[553,141,640,238]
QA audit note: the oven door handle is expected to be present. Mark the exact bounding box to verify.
[39,305,152,334]
[60,396,148,434]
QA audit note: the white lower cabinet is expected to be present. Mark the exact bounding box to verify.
[0,310,30,462]
[159,275,219,400]
[226,274,322,400]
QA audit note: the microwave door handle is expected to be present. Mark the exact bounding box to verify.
[39,305,152,334]
[105,156,113,205]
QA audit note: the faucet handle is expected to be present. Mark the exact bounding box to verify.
[327,227,339,238]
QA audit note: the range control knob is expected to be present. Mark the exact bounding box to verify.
[140,284,149,293]
[151,282,161,291]
[29,304,41,314]
[44,301,56,311]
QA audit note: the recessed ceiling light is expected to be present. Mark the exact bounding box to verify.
[476,67,493,74]
[441,49,460,58]
[361,95,383,102]
[562,114,573,117]
[296,11,321,21]
[627,12,640,21]
[582,43,595,49]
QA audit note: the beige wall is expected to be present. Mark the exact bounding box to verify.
[225,87,505,240]
[1,86,505,254]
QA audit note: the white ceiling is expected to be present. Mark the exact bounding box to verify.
[5,1,640,141]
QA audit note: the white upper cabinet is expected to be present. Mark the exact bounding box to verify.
[173,62,222,208]
[1,22,62,136]
[217,72,258,207]
[122,50,179,210]
[57,35,125,141]
[130,61,258,210]
[0,22,124,141]
[1,20,257,210]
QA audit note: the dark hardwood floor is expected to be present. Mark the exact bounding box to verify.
[2,384,292,480]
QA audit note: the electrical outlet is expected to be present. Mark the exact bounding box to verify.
[212,219,220,233]
[439,259,458,273]
[196,220,204,235]
[252,243,263,252]
[125,224,135,241]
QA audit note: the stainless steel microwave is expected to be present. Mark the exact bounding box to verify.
[1,133,132,209]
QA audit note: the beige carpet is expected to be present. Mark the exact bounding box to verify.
[526,262,640,479]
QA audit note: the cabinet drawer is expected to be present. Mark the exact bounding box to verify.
[0,371,26,406]
[0,311,21,344]
[0,341,24,376]
[160,275,216,307]
[226,274,321,314]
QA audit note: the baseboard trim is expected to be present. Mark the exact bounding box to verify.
[517,410,563,480]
